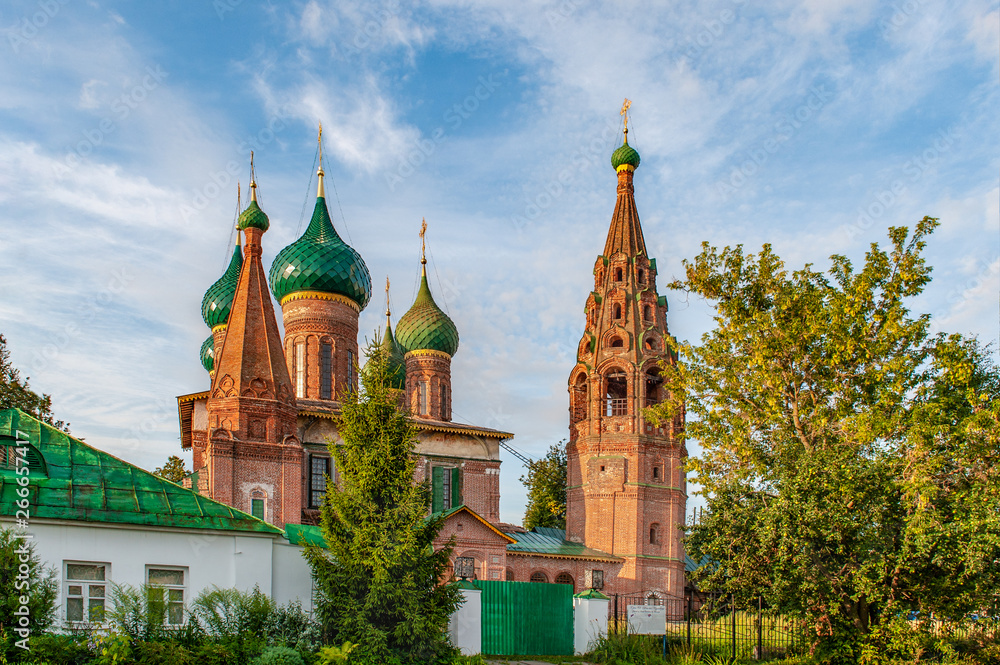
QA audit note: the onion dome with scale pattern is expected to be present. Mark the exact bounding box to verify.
[268,170,371,309]
[380,322,406,389]
[395,266,459,357]
[237,183,270,231]
[611,130,641,172]
[201,241,244,329]
[200,335,215,373]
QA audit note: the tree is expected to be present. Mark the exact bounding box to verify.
[0,526,57,655]
[305,340,461,664]
[152,455,189,484]
[0,334,68,432]
[520,443,567,530]
[649,218,1000,657]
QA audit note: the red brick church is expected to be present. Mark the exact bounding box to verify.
[176,115,687,599]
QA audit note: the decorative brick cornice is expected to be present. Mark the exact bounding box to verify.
[405,348,452,360]
[280,290,361,312]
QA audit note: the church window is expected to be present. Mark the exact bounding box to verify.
[643,304,651,321]
[649,523,660,545]
[309,456,330,508]
[320,342,332,400]
[555,572,574,586]
[614,267,623,281]
[610,336,624,348]
[613,303,622,320]
[432,466,461,513]
[571,374,588,424]
[65,562,107,624]
[440,383,449,417]
[644,337,656,351]
[506,568,515,581]
[652,466,660,480]
[638,269,645,283]
[419,381,429,415]
[605,370,628,416]
[347,350,356,391]
[147,567,186,624]
[530,571,548,583]
[295,341,306,398]
[645,367,662,407]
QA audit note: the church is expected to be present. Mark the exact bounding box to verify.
[175,115,688,600]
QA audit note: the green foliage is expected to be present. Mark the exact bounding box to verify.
[23,633,91,664]
[305,339,461,664]
[590,629,668,665]
[253,645,306,665]
[0,526,57,651]
[520,442,568,529]
[89,632,132,665]
[0,333,68,431]
[650,218,1000,658]
[151,455,189,483]
[314,641,356,664]
[104,583,180,643]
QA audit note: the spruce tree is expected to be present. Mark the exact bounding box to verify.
[305,339,460,664]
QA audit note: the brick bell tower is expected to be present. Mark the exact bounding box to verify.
[565,105,687,599]
[269,127,372,404]
[205,173,302,529]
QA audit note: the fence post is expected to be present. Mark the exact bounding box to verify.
[756,594,763,659]
[686,591,692,646]
[731,594,737,661]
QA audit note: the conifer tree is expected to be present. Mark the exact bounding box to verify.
[305,339,460,664]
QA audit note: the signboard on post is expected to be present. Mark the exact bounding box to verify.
[626,604,666,635]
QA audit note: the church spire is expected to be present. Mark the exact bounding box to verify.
[604,99,646,258]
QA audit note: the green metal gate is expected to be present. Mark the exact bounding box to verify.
[477,580,574,656]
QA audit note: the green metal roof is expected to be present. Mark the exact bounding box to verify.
[284,523,326,547]
[505,526,621,562]
[268,196,371,309]
[611,140,641,171]
[379,323,406,389]
[200,335,215,373]
[0,409,282,535]
[201,243,243,329]
[395,273,459,356]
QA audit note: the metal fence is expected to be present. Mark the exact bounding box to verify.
[609,592,808,661]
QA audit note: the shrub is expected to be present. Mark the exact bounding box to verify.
[24,633,92,664]
[131,639,195,665]
[104,583,186,643]
[314,641,356,664]
[88,631,132,665]
[253,645,306,665]
[0,526,58,654]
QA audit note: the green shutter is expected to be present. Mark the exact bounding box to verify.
[451,467,461,508]
[432,466,443,513]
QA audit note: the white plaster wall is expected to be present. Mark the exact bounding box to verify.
[271,540,314,614]
[10,520,285,627]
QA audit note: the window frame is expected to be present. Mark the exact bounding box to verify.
[64,561,109,625]
[309,455,330,509]
[146,565,188,626]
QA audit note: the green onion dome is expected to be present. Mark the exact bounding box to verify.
[268,194,371,309]
[380,323,406,389]
[611,138,640,172]
[200,335,215,373]
[237,186,270,231]
[395,271,460,357]
[201,242,243,329]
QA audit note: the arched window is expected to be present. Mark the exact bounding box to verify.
[644,337,657,351]
[652,466,660,480]
[555,572,574,587]
[613,303,622,319]
[614,267,623,281]
[610,336,624,348]
[571,374,588,424]
[643,304,651,321]
[645,367,662,407]
[605,370,628,416]
[638,269,645,283]
[250,490,266,521]
[294,340,306,398]
[320,340,333,400]
[530,572,548,583]
[506,568,515,581]
[649,523,660,545]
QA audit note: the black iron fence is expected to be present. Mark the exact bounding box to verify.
[609,591,808,661]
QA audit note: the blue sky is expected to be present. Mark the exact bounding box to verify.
[0,0,997,524]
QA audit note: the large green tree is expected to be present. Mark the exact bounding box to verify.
[152,455,190,484]
[0,334,67,431]
[305,340,461,664]
[649,218,1000,656]
[520,442,567,530]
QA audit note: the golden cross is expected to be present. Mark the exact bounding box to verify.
[620,98,632,133]
[249,151,257,199]
[385,276,391,317]
[419,217,428,262]
[318,122,323,169]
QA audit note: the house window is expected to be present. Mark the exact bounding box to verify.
[320,342,332,400]
[295,341,306,398]
[147,567,186,625]
[310,456,330,508]
[432,466,461,513]
[65,562,107,624]
[530,572,548,583]
[419,381,429,416]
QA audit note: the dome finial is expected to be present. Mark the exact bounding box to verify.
[317,122,326,198]
[249,151,258,202]
[620,98,632,144]
[385,275,392,321]
[419,217,428,276]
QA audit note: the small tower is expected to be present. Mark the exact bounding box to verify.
[395,220,459,421]
[269,126,371,403]
[200,335,215,378]
[565,102,686,598]
[205,169,302,528]
[380,277,406,391]
[201,230,243,368]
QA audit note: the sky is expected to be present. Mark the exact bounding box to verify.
[0,0,997,525]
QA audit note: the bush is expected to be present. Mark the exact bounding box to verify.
[0,526,58,656]
[131,639,195,665]
[23,633,92,664]
[253,645,305,665]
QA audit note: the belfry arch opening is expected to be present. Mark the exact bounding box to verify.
[571,373,588,425]
[605,370,628,416]
[645,367,663,407]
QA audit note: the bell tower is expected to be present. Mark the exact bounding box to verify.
[565,102,687,598]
